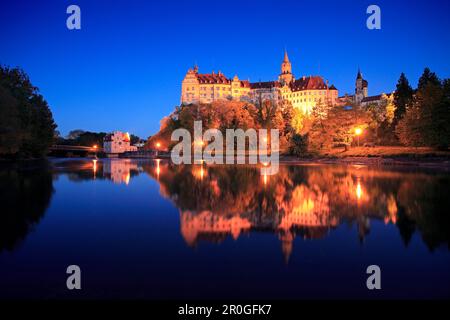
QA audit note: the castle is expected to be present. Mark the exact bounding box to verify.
[181,51,339,114]
[345,68,394,108]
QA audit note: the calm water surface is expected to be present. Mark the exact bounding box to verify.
[0,158,449,299]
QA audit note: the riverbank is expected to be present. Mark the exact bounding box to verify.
[280,146,450,168]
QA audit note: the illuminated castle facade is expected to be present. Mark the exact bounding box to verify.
[181,51,339,114]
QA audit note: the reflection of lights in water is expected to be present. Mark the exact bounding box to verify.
[92,159,97,175]
[263,173,267,185]
[125,172,130,185]
[155,159,161,178]
[356,181,363,200]
[193,163,206,180]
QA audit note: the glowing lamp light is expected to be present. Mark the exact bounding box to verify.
[355,128,362,136]
[93,144,98,149]
[156,142,161,148]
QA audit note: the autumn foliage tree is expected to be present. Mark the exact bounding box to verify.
[147,99,296,151]
[308,103,369,152]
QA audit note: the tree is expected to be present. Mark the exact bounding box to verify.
[395,68,449,149]
[432,79,450,149]
[395,104,425,146]
[67,129,85,140]
[393,73,413,126]
[308,104,369,152]
[291,107,306,134]
[311,98,330,121]
[0,66,57,158]
[418,67,440,90]
[130,134,141,145]
[289,133,308,157]
[366,94,396,145]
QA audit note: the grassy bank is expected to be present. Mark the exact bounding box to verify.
[317,146,450,158]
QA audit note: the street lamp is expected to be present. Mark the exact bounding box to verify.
[93,144,98,158]
[354,128,363,147]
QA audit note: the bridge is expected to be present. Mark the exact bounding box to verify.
[48,145,103,157]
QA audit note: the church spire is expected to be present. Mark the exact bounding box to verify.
[284,49,290,62]
[279,49,294,84]
[356,67,362,80]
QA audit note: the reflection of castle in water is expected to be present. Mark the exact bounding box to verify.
[144,161,450,262]
[179,183,338,263]
[54,159,450,261]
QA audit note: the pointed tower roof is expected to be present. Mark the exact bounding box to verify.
[283,49,290,62]
[356,68,363,80]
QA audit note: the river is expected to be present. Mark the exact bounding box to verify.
[0,158,449,298]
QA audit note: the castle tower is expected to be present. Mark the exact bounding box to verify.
[279,50,294,85]
[355,68,368,104]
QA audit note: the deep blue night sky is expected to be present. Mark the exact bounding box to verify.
[1,0,449,138]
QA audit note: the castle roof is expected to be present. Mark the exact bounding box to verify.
[240,80,251,88]
[193,71,250,88]
[291,76,328,91]
[196,72,230,84]
[361,95,382,103]
[249,76,336,91]
[361,93,392,103]
[250,81,279,89]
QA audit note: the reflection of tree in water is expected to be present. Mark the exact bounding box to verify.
[0,161,54,252]
[396,175,450,250]
[144,161,450,257]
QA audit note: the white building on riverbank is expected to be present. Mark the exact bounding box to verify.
[103,131,137,154]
